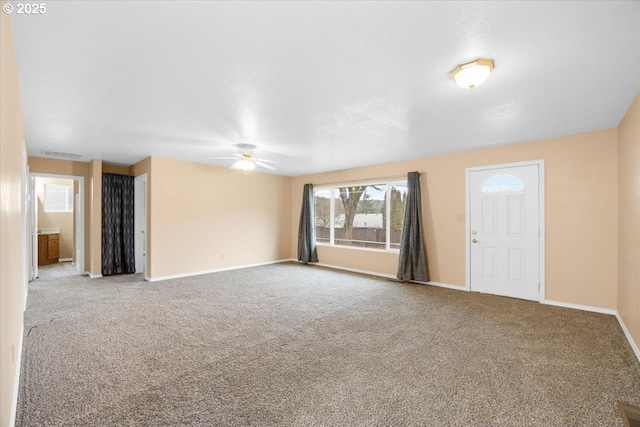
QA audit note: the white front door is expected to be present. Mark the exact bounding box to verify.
[468,163,541,301]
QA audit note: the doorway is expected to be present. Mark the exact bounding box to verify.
[134,174,147,277]
[29,173,85,280]
[466,160,545,301]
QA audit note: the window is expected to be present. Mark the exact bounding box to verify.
[44,184,73,212]
[482,174,524,193]
[313,180,408,251]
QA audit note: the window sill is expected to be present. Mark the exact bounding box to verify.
[316,242,400,254]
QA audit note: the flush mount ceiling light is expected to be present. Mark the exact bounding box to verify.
[450,58,494,90]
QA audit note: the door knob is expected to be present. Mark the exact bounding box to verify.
[472,238,479,243]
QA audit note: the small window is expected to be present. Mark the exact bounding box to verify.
[482,174,524,193]
[44,184,73,212]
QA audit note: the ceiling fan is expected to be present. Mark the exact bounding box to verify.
[204,143,277,172]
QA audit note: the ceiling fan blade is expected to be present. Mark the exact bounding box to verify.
[203,156,238,160]
[256,161,276,170]
[255,158,278,164]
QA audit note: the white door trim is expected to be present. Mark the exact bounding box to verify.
[134,174,148,278]
[29,175,38,282]
[22,146,29,309]
[29,172,85,275]
[465,159,545,302]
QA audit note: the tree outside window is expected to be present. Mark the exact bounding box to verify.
[313,180,407,250]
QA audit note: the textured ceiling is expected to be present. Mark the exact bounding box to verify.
[10,1,640,176]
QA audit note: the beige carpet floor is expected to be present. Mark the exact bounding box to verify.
[36,261,81,279]
[16,262,640,426]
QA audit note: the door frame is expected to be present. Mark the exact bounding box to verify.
[134,173,148,278]
[465,159,546,302]
[29,172,85,276]
[29,175,38,281]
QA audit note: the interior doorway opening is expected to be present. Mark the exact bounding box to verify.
[29,173,85,281]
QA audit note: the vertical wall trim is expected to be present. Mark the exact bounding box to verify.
[616,312,640,362]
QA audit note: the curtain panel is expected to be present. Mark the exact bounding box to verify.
[298,183,319,264]
[397,171,429,282]
[102,173,136,276]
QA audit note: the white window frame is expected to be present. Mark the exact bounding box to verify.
[44,184,73,212]
[314,178,407,253]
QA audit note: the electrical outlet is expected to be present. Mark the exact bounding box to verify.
[221,254,225,260]
[456,214,465,223]
[12,344,16,363]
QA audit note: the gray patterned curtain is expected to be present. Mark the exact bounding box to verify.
[397,172,429,282]
[102,173,135,276]
[298,183,319,264]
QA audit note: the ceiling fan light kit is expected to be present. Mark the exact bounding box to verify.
[450,58,494,90]
[206,144,277,174]
[234,143,257,151]
[232,157,257,173]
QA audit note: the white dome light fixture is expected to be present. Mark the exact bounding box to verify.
[231,144,257,173]
[450,58,494,90]
[232,157,257,173]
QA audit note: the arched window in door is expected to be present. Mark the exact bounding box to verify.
[482,174,524,193]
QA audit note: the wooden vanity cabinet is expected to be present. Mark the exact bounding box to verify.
[38,233,60,266]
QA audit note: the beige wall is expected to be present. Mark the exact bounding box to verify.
[145,157,292,279]
[129,157,151,177]
[28,158,92,273]
[103,163,131,175]
[1,8,26,427]
[88,160,102,276]
[292,128,618,310]
[618,92,640,348]
[36,178,74,260]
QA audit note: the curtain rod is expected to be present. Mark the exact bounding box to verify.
[312,172,423,188]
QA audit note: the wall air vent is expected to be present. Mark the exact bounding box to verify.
[41,149,85,160]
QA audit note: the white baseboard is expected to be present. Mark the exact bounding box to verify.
[9,322,24,427]
[541,300,640,360]
[88,273,103,279]
[58,258,73,262]
[542,299,617,315]
[140,259,640,364]
[147,259,294,282]
[414,280,468,291]
[314,262,396,279]
[314,266,637,361]
[615,312,640,362]
[313,263,468,291]
[315,263,470,291]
